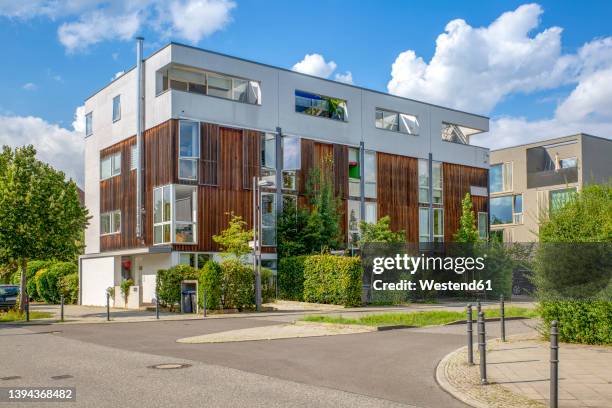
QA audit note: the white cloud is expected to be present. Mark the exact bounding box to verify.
[0,111,84,186]
[22,82,37,91]
[112,71,125,81]
[334,71,353,84]
[292,54,337,78]
[164,0,235,43]
[72,105,86,133]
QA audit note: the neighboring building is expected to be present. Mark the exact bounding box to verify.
[80,40,490,307]
[489,134,612,242]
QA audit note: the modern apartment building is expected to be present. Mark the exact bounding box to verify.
[79,40,491,307]
[489,134,612,242]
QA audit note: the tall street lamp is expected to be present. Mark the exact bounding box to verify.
[253,176,274,312]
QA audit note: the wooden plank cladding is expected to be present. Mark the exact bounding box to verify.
[443,162,488,242]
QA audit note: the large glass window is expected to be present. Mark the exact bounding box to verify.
[347,148,376,198]
[100,210,121,235]
[348,147,360,197]
[550,188,576,212]
[375,108,419,134]
[260,133,277,184]
[179,121,200,180]
[160,66,261,105]
[295,90,347,121]
[153,185,197,245]
[261,192,276,246]
[347,200,377,247]
[559,157,577,169]
[282,135,300,190]
[85,112,93,136]
[490,195,524,225]
[419,207,444,243]
[100,152,121,180]
[178,253,211,268]
[418,160,442,204]
[112,95,121,122]
[478,212,488,240]
[490,162,513,193]
[364,151,377,198]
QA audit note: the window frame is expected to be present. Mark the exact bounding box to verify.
[490,194,523,226]
[549,187,577,212]
[112,95,121,123]
[375,108,419,135]
[100,210,121,236]
[260,192,276,247]
[178,120,200,181]
[418,159,443,205]
[130,144,138,171]
[478,211,488,240]
[153,184,198,245]
[490,162,513,193]
[100,152,121,180]
[294,89,348,122]
[85,112,93,137]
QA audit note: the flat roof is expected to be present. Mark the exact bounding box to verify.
[491,133,610,152]
[86,41,489,121]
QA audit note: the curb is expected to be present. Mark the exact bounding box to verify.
[445,316,529,326]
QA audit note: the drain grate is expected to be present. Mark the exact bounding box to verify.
[1,376,21,381]
[148,363,191,370]
[51,375,74,380]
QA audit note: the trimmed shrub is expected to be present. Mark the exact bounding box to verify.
[156,265,199,312]
[278,256,306,301]
[199,261,223,310]
[303,255,362,307]
[221,259,254,311]
[261,267,275,303]
[538,300,612,345]
[36,262,77,303]
[24,260,53,300]
[59,273,79,304]
[120,279,134,307]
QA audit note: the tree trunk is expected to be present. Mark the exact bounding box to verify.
[19,258,28,313]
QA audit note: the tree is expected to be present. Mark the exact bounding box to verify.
[213,212,252,260]
[0,146,89,311]
[358,215,405,245]
[453,193,480,243]
[277,201,309,257]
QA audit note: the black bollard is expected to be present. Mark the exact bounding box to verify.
[550,321,559,408]
[155,291,160,320]
[467,304,474,365]
[202,289,207,318]
[60,295,65,322]
[25,292,30,322]
[478,311,488,384]
[106,292,110,321]
[477,300,482,314]
[500,295,506,342]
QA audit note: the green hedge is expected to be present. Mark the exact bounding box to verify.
[539,300,612,345]
[25,261,53,300]
[59,273,79,304]
[156,265,199,311]
[303,255,362,307]
[221,259,254,311]
[199,261,223,310]
[35,262,77,303]
[278,256,306,301]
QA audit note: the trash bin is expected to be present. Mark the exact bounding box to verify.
[181,290,196,313]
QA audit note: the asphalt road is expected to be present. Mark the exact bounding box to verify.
[0,316,537,408]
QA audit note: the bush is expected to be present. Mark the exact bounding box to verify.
[278,256,306,301]
[59,273,79,304]
[221,259,254,311]
[24,260,53,300]
[120,279,134,307]
[261,267,275,303]
[35,262,77,303]
[156,265,199,312]
[199,261,223,310]
[303,255,362,306]
[538,300,612,345]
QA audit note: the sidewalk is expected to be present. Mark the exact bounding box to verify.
[437,333,612,408]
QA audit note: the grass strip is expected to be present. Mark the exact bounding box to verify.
[0,310,53,322]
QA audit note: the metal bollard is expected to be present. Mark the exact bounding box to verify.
[25,292,30,322]
[500,295,506,342]
[106,292,110,321]
[550,320,559,408]
[155,291,160,320]
[478,311,488,384]
[60,295,64,322]
[467,304,474,365]
[477,300,482,314]
[202,289,207,318]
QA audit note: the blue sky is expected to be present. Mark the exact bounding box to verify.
[1,1,611,186]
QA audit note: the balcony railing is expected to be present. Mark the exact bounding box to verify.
[527,167,578,189]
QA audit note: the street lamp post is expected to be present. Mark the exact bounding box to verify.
[253,176,274,312]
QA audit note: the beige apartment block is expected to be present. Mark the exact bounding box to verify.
[489,134,612,242]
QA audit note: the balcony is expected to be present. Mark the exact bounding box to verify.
[527,166,578,189]
[526,143,579,188]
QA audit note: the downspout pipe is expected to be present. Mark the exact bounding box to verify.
[135,37,144,240]
[359,141,365,223]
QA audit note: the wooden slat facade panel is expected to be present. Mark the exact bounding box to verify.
[376,152,419,243]
[200,123,220,186]
[443,163,489,242]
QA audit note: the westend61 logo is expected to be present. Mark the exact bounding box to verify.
[371,254,492,292]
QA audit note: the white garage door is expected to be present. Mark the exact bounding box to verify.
[81,257,115,306]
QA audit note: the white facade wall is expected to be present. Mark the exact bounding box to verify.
[81,257,115,306]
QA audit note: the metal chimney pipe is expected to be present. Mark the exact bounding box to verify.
[135,37,144,239]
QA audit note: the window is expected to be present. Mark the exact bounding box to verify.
[490,162,513,193]
[178,253,211,268]
[559,157,577,169]
[347,148,376,199]
[100,152,121,180]
[85,112,93,136]
[295,90,347,121]
[347,200,377,247]
[441,122,481,144]
[478,212,488,239]
[100,210,121,235]
[131,144,138,170]
[261,133,276,184]
[159,65,261,105]
[550,188,576,212]
[153,184,197,245]
[178,121,200,180]
[348,148,360,197]
[261,193,276,246]
[283,194,297,211]
[364,151,377,198]
[283,136,300,190]
[419,207,444,243]
[418,160,443,204]
[375,108,419,134]
[490,194,522,225]
[112,95,121,122]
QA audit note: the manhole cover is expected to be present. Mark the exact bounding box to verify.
[149,363,191,370]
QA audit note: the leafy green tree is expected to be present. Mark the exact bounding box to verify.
[358,215,405,245]
[453,193,480,243]
[277,201,309,257]
[213,212,252,260]
[0,146,89,310]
